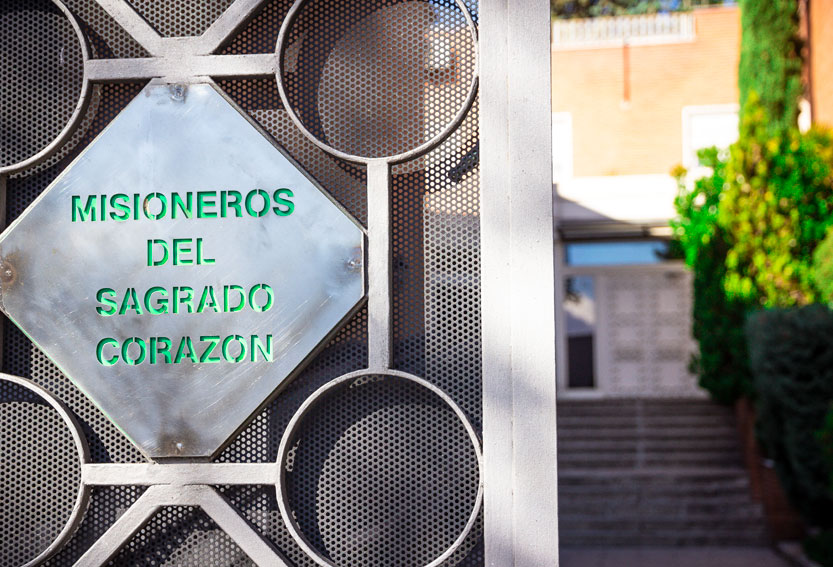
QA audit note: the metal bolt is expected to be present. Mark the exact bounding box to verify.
[0,262,16,284]
[170,84,186,101]
[347,250,362,272]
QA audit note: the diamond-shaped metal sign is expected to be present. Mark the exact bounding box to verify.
[0,83,364,458]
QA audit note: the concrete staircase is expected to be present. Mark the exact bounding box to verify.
[558,399,769,546]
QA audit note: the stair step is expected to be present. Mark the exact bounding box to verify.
[557,439,741,451]
[558,454,743,468]
[559,529,768,546]
[555,400,764,546]
[557,427,738,440]
[557,404,733,418]
[559,501,763,518]
[557,416,737,428]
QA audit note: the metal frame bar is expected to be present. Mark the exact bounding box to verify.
[0,375,91,567]
[73,484,291,567]
[192,0,268,55]
[366,161,392,370]
[88,0,274,83]
[86,54,276,82]
[480,0,559,566]
[95,0,167,55]
[275,369,484,567]
[4,0,561,563]
[82,463,279,486]
[0,0,92,176]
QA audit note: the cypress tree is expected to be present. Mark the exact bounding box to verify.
[737,0,803,134]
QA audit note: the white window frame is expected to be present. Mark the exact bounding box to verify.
[681,103,739,170]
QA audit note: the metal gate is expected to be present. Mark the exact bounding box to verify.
[0,1,556,565]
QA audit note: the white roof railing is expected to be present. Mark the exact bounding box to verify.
[552,12,695,49]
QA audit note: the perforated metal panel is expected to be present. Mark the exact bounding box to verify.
[0,0,84,171]
[1,0,484,564]
[129,0,236,37]
[279,0,477,160]
[0,379,82,567]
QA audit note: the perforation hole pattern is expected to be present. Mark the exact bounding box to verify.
[2,0,483,564]
[280,0,477,160]
[283,375,480,567]
[129,0,236,37]
[109,507,252,566]
[0,379,80,567]
[0,0,84,170]
[61,0,149,59]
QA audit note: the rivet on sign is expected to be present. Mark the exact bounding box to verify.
[347,252,362,272]
[0,261,16,285]
[170,85,186,101]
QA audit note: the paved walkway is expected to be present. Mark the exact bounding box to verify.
[561,547,792,567]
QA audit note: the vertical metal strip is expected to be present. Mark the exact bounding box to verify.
[0,175,6,361]
[507,0,559,562]
[479,0,516,564]
[481,0,559,565]
[367,161,392,370]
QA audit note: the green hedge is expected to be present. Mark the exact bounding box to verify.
[738,0,802,135]
[719,96,833,308]
[672,149,751,403]
[747,305,833,527]
[814,228,833,305]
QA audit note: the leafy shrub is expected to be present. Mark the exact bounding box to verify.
[747,305,833,527]
[671,149,751,403]
[814,228,833,305]
[719,95,833,308]
[738,0,803,136]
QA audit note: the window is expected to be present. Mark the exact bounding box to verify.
[681,104,739,170]
[565,240,672,267]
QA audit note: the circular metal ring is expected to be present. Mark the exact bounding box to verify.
[0,0,92,176]
[276,368,483,567]
[275,0,479,166]
[0,373,90,567]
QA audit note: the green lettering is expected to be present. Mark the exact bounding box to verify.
[118,288,143,315]
[96,288,117,316]
[196,238,215,265]
[251,335,273,362]
[110,193,131,221]
[121,338,146,366]
[197,286,219,313]
[96,338,119,366]
[245,189,270,217]
[222,335,247,363]
[150,337,172,364]
[173,238,193,266]
[71,195,97,222]
[273,189,295,216]
[199,336,221,363]
[221,190,242,218]
[144,287,168,315]
[142,192,168,220]
[224,285,245,312]
[174,336,198,364]
[172,192,193,219]
[173,286,194,314]
[249,284,274,312]
[197,191,218,219]
[148,239,169,267]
